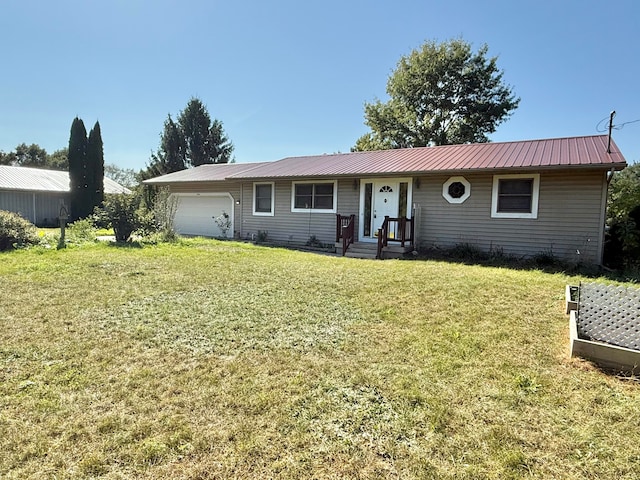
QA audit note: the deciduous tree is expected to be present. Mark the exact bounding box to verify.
[605,162,640,268]
[0,146,68,170]
[48,148,69,170]
[353,38,520,151]
[105,163,138,189]
[608,163,640,223]
[0,151,16,165]
[13,143,49,167]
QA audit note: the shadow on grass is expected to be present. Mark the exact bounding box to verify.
[104,240,145,249]
[407,244,640,283]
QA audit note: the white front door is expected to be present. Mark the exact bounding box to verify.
[372,180,399,235]
[358,177,413,242]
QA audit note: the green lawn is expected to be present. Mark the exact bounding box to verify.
[1,239,639,479]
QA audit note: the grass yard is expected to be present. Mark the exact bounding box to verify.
[1,239,639,479]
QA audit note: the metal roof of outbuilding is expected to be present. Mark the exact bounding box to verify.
[0,165,131,193]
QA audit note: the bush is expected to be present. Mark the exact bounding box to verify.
[0,210,39,251]
[606,163,640,268]
[256,230,268,243]
[447,243,488,261]
[94,188,182,244]
[604,206,640,269]
[152,187,180,241]
[213,211,231,238]
[93,193,143,242]
[531,248,560,267]
[67,218,97,244]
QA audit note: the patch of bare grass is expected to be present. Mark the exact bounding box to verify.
[86,285,360,355]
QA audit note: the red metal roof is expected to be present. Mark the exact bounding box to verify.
[143,135,627,184]
[228,135,626,179]
[143,162,268,184]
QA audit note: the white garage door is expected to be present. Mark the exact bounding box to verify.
[172,194,233,237]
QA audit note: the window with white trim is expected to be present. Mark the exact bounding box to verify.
[253,182,274,216]
[443,176,471,204]
[491,174,540,219]
[291,181,336,213]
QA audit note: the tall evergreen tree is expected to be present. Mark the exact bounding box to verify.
[67,118,105,220]
[143,97,234,179]
[87,121,105,207]
[178,99,211,167]
[206,118,234,165]
[68,117,88,221]
[161,115,186,173]
[140,115,186,180]
[177,97,233,166]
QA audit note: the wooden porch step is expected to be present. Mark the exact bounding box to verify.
[336,241,414,259]
[345,243,378,259]
[345,251,378,259]
[336,241,375,259]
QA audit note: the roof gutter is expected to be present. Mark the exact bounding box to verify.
[230,163,629,181]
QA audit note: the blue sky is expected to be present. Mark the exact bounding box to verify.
[1,0,638,170]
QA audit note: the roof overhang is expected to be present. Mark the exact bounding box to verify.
[141,135,628,184]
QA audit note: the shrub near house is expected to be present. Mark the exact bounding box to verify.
[0,210,38,251]
[93,194,144,243]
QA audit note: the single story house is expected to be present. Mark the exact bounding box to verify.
[0,165,131,226]
[144,135,627,264]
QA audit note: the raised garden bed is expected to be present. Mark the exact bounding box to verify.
[565,284,579,314]
[568,283,640,374]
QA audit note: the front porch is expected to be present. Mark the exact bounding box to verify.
[336,214,415,259]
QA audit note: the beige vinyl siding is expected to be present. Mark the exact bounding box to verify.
[337,179,360,240]
[240,179,357,244]
[164,169,607,263]
[413,170,607,263]
[0,190,68,225]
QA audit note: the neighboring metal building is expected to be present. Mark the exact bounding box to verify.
[0,165,131,226]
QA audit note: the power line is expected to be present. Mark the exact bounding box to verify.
[596,115,640,133]
[614,118,640,130]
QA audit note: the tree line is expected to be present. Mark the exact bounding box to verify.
[0,144,69,170]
